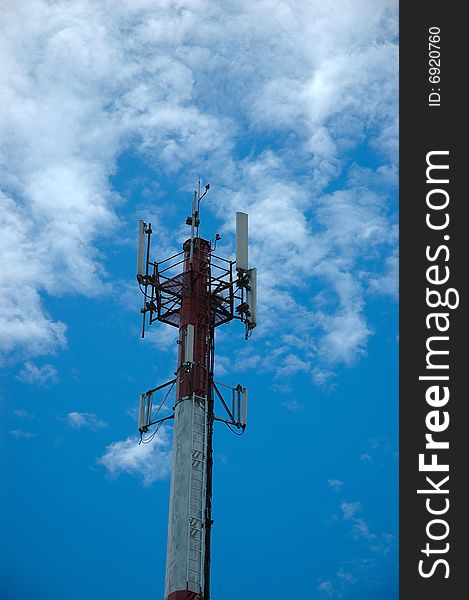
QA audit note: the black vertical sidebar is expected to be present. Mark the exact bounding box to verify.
[400,3,466,599]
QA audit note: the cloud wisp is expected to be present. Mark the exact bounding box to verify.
[66,412,108,430]
[98,428,171,487]
[16,362,58,386]
[10,429,35,439]
[321,465,396,597]
[327,479,344,492]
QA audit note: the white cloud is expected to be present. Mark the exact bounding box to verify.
[66,412,107,430]
[369,437,391,451]
[317,580,335,597]
[213,355,233,377]
[332,495,394,557]
[12,409,34,419]
[327,479,344,492]
[98,429,171,486]
[145,325,179,354]
[352,518,394,556]
[16,361,58,386]
[318,568,359,598]
[318,312,371,365]
[313,368,336,388]
[271,383,293,395]
[369,251,399,298]
[10,429,35,439]
[0,0,397,376]
[325,477,395,594]
[360,438,394,463]
[352,518,372,540]
[282,399,304,413]
[337,569,357,585]
[0,196,67,358]
[319,557,383,599]
[276,354,311,377]
[340,501,362,520]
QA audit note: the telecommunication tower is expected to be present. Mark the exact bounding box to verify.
[136,182,257,600]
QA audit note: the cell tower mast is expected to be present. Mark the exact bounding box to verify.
[136,183,257,600]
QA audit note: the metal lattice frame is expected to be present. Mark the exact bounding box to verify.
[143,243,243,330]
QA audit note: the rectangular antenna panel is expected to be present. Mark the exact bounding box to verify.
[241,387,248,426]
[139,391,153,431]
[137,220,146,278]
[247,268,257,328]
[138,393,145,430]
[185,324,195,364]
[236,212,248,272]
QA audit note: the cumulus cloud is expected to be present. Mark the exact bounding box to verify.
[66,412,107,430]
[16,362,58,386]
[98,429,171,486]
[0,0,397,376]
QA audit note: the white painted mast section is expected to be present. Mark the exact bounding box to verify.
[187,395,208,591]
[164,393,208,598]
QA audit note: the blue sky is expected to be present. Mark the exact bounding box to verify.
[0,1,398,599]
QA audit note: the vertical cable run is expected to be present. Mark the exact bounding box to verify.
[203,318,215,600]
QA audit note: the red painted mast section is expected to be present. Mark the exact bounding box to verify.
[178,237,211,400]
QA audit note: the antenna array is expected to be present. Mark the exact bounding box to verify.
[135,184,257,600]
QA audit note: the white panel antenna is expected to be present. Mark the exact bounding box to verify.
[138,391,154,432]
[185,324,195,364]
[247,268,257,329]
[236,212,248,272]
[137,220,146,279]
[241,387,248,427]
[138,393,146,431]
